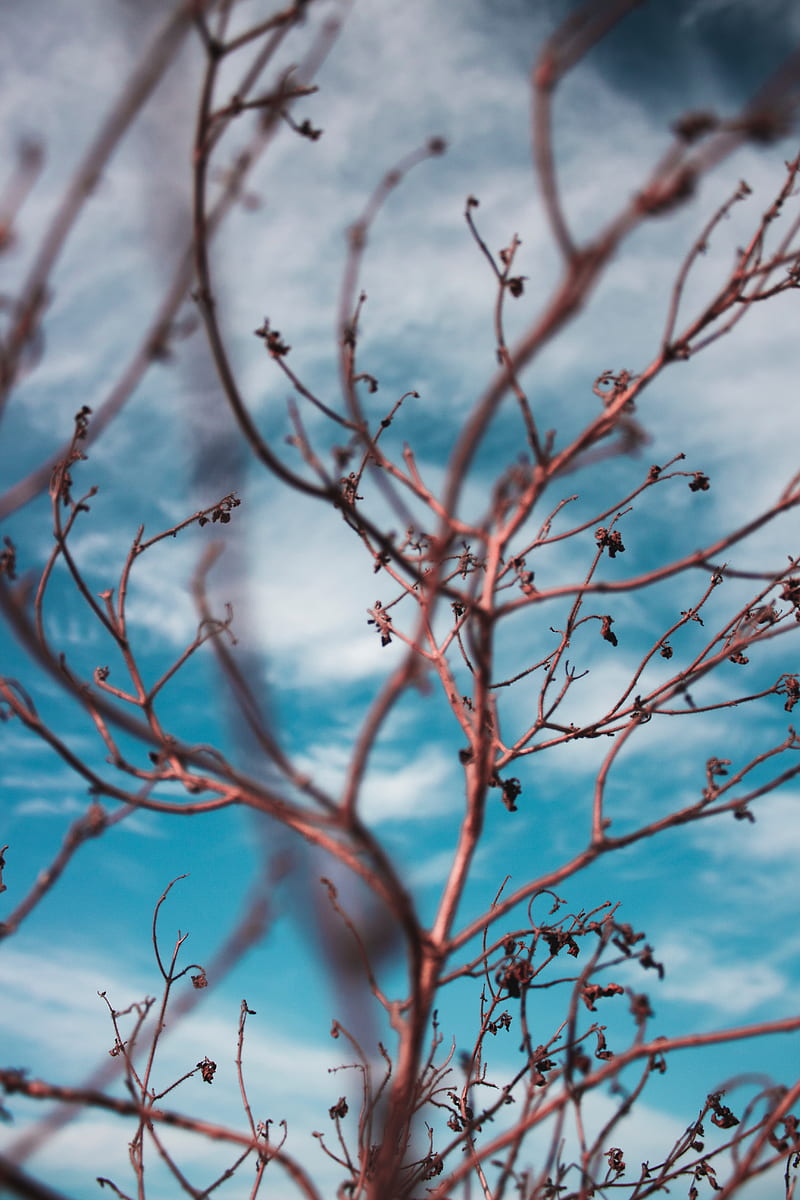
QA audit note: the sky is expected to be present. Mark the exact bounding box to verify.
[1,1,800,1198]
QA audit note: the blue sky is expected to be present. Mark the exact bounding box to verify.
[2,1,800,1197]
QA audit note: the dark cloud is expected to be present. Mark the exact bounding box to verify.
[476,0,798,117]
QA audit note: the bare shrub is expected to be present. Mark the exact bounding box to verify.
[1,2,800,1198]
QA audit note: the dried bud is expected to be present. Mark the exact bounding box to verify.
[582,982,624,1011]
[367,601,393,646]
[197,1057,216,1083]
[0,537,17,580]
[595,527,625,558]
[600,615,618,646]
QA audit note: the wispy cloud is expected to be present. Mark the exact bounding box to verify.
[655,932,787,1016]
[296,738,458,824]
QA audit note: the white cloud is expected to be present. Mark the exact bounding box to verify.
[650,933,786,1017]
[247,488,395,686]
[296,738,458,824]
[695,790,800,863]
[12,794,85,817]
[685,790,800,924]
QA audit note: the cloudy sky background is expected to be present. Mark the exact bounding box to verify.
[2,1,800,1197]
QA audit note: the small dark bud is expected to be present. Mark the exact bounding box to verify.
[600,615,618,646]
[197,1057,216,1083]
